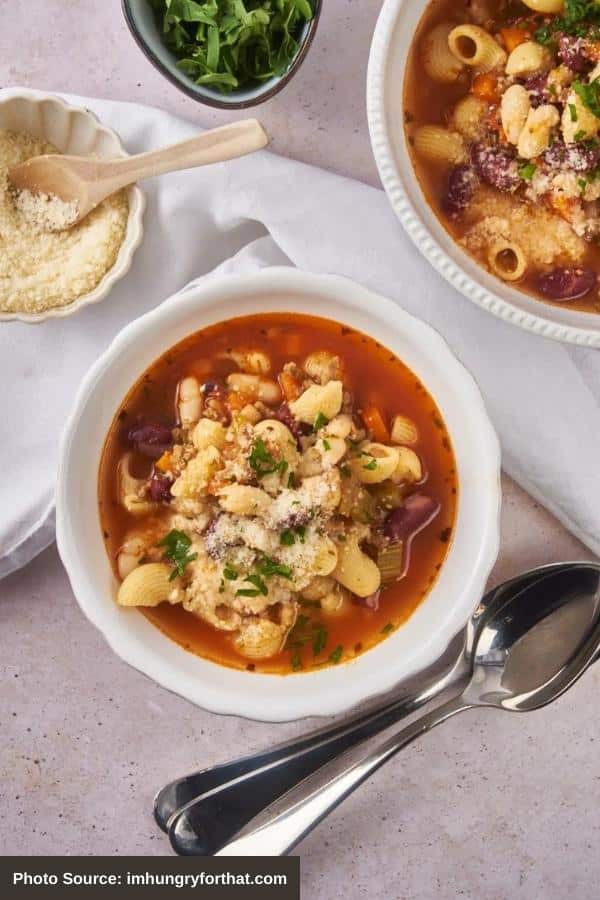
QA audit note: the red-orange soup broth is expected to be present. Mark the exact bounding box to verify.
[98,313,458,674]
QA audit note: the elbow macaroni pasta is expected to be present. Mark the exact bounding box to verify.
[448,25,507,72]
[412,126,467,166]
[422,22,465,83]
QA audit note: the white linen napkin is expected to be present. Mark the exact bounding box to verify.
[2,88,600,579]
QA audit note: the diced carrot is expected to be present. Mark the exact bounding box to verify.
[361,406,390,443]
[279,370,302,402]
[500,27,530,53]
[586,41,600,61]
[155,451,172,473]
[472,72,500,105]
[226,390,250,412]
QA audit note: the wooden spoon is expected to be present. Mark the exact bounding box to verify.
[8,119,268,230]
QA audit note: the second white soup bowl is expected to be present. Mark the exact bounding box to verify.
[56,268,501,722]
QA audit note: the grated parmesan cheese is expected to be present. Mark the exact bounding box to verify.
[0,129,129,314]
[13,187,79,232]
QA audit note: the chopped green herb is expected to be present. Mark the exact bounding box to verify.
[328,645,344,664]
[313,411,329,431]
[256,556,293,580]
[579,177,588,192]
[249,437,288,479]
[362,458,378,471]
[223,565,238,581]
[569,102,578,123]
[518,161,537,181]
[149,0,315,94]
[381,622,394,635]
[280,529,296,546]
[295,525,306,543]
[312,625,328,657]
[157,529,198,580]
[574,129,588,142]
[574,79,600,119]
[322,437,331,451]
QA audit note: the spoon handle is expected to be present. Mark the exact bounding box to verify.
[213,695,470,857]
[156,675,463,845]
[155,652,467,844]
[93,120,268,197]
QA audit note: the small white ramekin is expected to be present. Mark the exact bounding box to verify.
[367,0,600,348]
[0,89,145,324]
[56,268,501,722]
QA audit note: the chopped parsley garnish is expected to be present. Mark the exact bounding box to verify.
[313,411,329,431]
[312,625,328,657]
[328,645,343,664]
[249,437,288,479]
[574,129,588,142]
[363,458,378,471]
[150,0,315,94]
[579,177,588,192]
[223,565,238,581]
[536,1,600,43]
[381,622,394,634]
[573,79,600,118]
[518,161,537,181]
[280,529,296,546]
[322,437,331,451]
[295,525,306,543]
[157,529,198,581]
[287,614,328,657]
[256,556,293,580]
[569,102,578,123]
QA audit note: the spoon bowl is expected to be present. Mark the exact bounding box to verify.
[8,119,268,229]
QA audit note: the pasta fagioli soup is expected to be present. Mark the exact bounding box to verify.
[405,0,600,312]
[98,314,457,675]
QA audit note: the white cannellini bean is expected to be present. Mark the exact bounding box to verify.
[226,373,281,406]
[178,376,202,427]
[500,84,531,145]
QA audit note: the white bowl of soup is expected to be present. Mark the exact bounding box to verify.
[368,0,600,346]
[56,268,500,722]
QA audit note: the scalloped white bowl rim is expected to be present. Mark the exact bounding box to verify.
[367,0,600,348]
[0,88,145,324]
[56,267,501,722]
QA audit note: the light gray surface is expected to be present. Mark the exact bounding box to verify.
[1,1,600,896]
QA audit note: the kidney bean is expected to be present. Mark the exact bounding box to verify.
[383,494,441,542]
[442,164,480,218]
[148,471,173,502]
[471,144,521,193]
[536,267,597,301]
[558,34,589,74]
[544,141,600,172]
[127,422,173,459]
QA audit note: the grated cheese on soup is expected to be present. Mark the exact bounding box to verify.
[0,129,129,314]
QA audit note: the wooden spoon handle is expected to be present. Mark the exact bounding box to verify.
[89,119,268,201]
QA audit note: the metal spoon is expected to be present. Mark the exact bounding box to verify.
[162,562,584,855]
[207,562,600,856]
[8,120,268,230]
